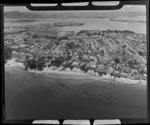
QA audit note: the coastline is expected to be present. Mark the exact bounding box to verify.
[110,19,146,23]
[5,59,147,85]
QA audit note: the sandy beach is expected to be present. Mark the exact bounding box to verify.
[5,59,147,85]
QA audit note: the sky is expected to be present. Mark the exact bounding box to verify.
[4,4,146,13]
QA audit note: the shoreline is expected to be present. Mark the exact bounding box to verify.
[5,59,147,86]
[110,19,146,23]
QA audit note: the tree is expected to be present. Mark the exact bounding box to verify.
[78,62,87,72]
[4,46,12,64]
[24,55,46,71]
[24,57,36,70]
[138,51,144,56]
[36,57,45,71]
[51,56,65,67]
[100,49,105,56]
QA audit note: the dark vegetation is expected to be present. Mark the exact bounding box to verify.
[4,46,12,64]
[4,22,147,80]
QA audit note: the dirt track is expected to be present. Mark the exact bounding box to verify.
[5,67,147,120]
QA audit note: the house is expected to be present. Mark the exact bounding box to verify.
[19,43,27,48]
[12,45,19,49]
